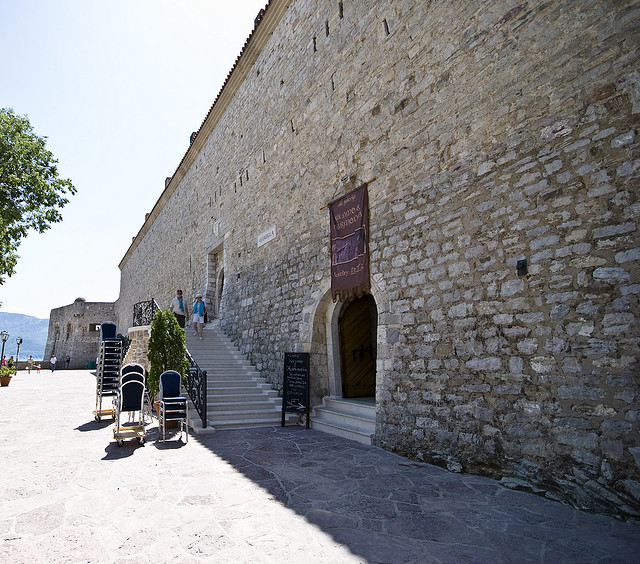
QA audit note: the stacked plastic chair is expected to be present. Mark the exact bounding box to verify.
[158,370,189,443]
[113,366,147,447]
[94,322,122,421]
[120,363,153,421]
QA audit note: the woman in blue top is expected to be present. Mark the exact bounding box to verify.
[192,294,207,339]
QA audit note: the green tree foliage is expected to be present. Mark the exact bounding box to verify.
[147,309,188,399]
[0,108,76,284]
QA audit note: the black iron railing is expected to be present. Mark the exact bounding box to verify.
[117,333,131,361]
[133,299,159,327]
[185,349,207,427]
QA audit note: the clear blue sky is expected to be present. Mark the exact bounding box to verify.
[0,0,268,319]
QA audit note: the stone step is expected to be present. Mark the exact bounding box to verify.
[207,416,288,430]
[311,398,375,445]
[205,367,256,374]
[208,380,270,388]
[311,418,373,444]
[208,391,278,402]
[209,407,281,421]
[321,397,377,419]
[209,401,282,412]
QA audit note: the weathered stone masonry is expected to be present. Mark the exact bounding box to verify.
[115,1,639,519]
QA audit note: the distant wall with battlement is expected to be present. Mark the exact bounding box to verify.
[114,0,639,519]
[44,298,116,370]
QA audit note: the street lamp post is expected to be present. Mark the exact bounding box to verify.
[0,331,8,363]
[15,337,23,366]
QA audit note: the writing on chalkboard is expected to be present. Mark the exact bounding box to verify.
[282,352,310,428]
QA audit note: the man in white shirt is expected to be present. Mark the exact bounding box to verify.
[169,289,188,328]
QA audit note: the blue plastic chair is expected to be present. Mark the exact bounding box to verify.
[159,370,189,443]
[100,321,117,340]
[113,379,147,446]
[120,363,152,420]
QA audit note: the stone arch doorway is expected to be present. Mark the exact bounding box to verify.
[339,294,377,398]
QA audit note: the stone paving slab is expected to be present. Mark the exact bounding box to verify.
[0,370,638,563]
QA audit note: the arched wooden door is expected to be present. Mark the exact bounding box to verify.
[339,294,377,398]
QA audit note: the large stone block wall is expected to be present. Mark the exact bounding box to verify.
[116,0,639,518]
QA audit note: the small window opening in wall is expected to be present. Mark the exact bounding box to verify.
[262,149,266,163]
[325,20,330,36]
[383,18,390,35]
[234,182,237,194]
[313,36,317,52]
[290,120,295,133]
[246,170,249,181]
[239,172,243,187]
[339,1,343,19]
[331,74,335,91]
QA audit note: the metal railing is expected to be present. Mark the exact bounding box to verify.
[185,349,207,427]
[118,334,131,361]
[133,299,159,327]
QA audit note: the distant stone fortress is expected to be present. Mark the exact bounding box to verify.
[44,298,115,370]
[50,0,639,519]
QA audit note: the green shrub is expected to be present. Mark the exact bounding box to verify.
[1,365,16,378]
[147,309,188,399]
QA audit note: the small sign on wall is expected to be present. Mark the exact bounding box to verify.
[257,225,276,247]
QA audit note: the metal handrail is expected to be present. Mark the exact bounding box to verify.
[133,299,160,327]
[185,349,207,427]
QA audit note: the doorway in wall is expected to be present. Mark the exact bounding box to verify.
[206,248,223,319]
[217,269,224,317]
[339,294,377,398]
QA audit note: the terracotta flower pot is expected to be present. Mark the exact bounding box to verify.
[0,376,12,387]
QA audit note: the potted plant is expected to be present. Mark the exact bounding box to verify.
[0,365,16,386]
[147,309,189,418]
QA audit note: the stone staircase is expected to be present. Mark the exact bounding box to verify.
[311,397,376,445]
[185,322,291,432]
[184,322,376,443]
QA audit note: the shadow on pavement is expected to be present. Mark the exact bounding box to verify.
[190,425,640,564]
[75,419,113,432]
[102,441,142,460]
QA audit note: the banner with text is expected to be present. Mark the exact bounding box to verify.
[329,183,370,301]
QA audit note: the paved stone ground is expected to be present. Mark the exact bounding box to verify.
[0,370,638,563]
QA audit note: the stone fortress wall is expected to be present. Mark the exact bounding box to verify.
[115,0,639,518]
[44,298,116,370]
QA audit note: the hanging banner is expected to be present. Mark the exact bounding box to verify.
[329,183,370,301]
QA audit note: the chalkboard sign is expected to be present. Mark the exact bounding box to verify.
[281,352,310,428]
